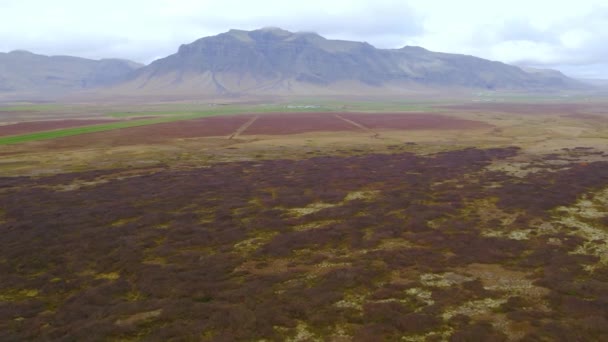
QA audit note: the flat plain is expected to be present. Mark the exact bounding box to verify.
[1,96,608,341]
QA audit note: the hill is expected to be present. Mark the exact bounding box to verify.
[0,50,142,100]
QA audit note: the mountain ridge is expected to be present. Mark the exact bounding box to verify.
[0,28,586,100]
[116,28,582,96]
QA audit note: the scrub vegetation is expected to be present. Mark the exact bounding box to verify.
[1,99,608,340]
[2,145,608,340]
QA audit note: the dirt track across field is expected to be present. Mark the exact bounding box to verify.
[334,114,379,138]
[339,113,492,130]
[240,112,358,135]
[229,115,259,139]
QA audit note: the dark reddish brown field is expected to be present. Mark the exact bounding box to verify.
[37,112,491,148]
[241,112,358,135]
[44,115,254,148]
[339,113,491,130]
[103,115,253,139]
[236,112,491,135]
[0,119,121,137]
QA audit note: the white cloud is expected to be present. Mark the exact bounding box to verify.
[406,0,608,77]
[560,30,591,49]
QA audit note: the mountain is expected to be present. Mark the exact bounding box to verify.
[113,27,583,97]
[578,78,608,88]
[0,28,585,101]
[0,50,142,97]
[520,67,580,88]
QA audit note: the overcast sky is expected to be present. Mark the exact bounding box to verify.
[1,0,607,78]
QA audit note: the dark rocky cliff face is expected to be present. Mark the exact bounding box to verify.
[135,27,581,91]
[149,29,388,85]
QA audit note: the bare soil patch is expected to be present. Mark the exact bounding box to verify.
[340,112,492,130]
[0,119,121,137]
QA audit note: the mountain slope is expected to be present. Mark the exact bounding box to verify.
[116,27,582,96]
[0,50,142,96]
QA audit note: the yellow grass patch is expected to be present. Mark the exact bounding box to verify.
[95,272,120,280]
[115,309,162,326]
[287,202,337,216]
[233,231,278,254]
[0,289,39,302]
[554,187,608,269]
[111,217,139,227]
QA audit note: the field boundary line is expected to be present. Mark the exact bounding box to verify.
[334,114,380,138]
[229,115,259,139]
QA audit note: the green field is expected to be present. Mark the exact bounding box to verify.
[0,117,179,145]
[107,104,336,118]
